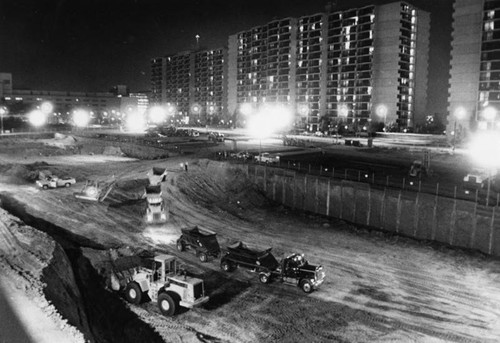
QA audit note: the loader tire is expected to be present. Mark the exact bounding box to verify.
[176,239,185,252]
[43,185,48,190]
[65,183,71,187]
[158,292,177,316]
[125,282,142,304]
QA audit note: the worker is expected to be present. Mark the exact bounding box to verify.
[184,162,188,172]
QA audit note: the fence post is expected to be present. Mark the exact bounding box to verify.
[402,178,406,190]
[326,179,331,216]
[332,167,335,178]
[489,206,496,254]
[358,170,361,181]
[418,180,421,193]
[315,177,319,213]
[372,173,375,184]
[435,183,440,196]
[320,165,322,176]
[386,175,389,187]
[345,169,347,180]
[396,190,402,233]
[303,176,308,211]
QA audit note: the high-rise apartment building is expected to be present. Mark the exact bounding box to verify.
[448,0,500,136]
[152,1,430,131]
[226,1,429,132]
[193,48,227,124]
[151,48,227,124]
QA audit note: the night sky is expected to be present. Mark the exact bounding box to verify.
[0,0,453,114]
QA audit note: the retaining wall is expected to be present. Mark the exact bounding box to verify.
[242,163,500,257]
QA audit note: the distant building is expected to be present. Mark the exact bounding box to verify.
[226,1,429,132]
[0,73,13,98]
[151,1,430,132]
[151,48,227,125]
[448,0,500,137]
[0,74,140,125]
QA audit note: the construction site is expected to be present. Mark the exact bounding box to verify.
[1,132,500,343]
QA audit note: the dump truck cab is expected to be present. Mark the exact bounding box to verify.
[144,185,168,224]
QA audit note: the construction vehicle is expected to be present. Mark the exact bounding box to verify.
[147,167,167,186]
[177,227,221,262]
[220,241,325,293]
[105,253,209,316]
[144,185,168,224]
[36,175,76,189]
[74,177,116,202]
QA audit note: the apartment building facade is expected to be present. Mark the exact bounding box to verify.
[226,1,429,132]
[448,0,500,137]
[151,48,227,125]
[152,1,430,132]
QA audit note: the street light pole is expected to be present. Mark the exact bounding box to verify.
[452,120,457,152]
[0,107,5,134]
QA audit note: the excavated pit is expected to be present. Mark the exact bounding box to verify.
[0,193,164,343]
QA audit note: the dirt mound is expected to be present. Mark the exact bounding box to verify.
[103,146,125,156]
[175,159,273,222]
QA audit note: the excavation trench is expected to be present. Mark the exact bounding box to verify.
[0,193,164,343]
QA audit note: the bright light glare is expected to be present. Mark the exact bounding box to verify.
[40,101,54,114]
[298,104,309,116]
[468,132,500,169]
[126,112,147,133]
[28,110,47,127]
[339,104,348,117]
[376,105,387,118]
[149,106,166,124]
[454,106,466,120]
[73,109,90,127]
[483,106,497,121]
[247,104,293,139]
[240,103,253,116]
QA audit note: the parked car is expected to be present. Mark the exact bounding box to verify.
[255,152,280,164]
[36,176,76,189]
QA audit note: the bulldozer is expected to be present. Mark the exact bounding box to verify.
[74,177,116,202]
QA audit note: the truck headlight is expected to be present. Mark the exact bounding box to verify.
[161,213,166,220]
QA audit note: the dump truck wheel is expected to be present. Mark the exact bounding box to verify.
[125,282,142,304]
[221,261,233,272]
[65,183,71,187]
[43,185,48,190]
[198,252,207,262]
[158,292,177,316]
[259,273,270,284]
[176,239,184,252]
[300,280,313,293]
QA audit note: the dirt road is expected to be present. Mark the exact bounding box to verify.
[1,136,500,342]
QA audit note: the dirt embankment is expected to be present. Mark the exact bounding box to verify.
[0,196,165,343]
[0,207,87,343]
